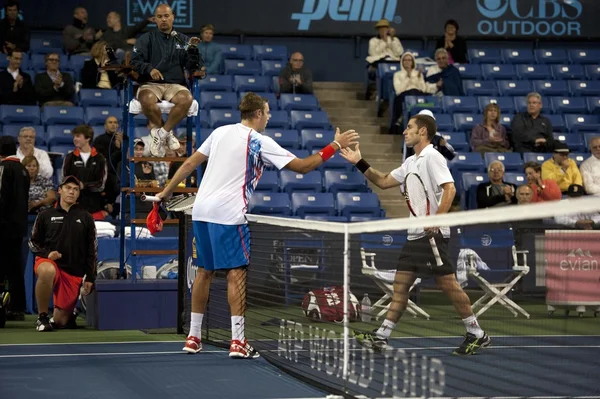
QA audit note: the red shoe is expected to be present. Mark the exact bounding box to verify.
[229,338,260,359]
[183,336,202,354]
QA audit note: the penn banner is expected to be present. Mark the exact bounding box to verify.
[19,0,600,38]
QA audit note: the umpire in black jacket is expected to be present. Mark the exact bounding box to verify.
[0,136,29,321]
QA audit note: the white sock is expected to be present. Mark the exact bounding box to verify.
[231,315,245,342]
[157,127,168,139]
[188,312,203,339]
[375,319,396,339]
[463,315,484,338]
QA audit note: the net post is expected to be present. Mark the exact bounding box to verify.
[176,212,188,335]
[342,223,350,381]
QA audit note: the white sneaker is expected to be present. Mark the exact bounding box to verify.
[149,127,165,157]
[165,130,180,150]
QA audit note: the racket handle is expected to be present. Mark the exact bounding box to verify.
[140,195,161,202]
[428,236,444,267]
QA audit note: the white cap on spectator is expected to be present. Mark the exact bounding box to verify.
[417,109,436,120]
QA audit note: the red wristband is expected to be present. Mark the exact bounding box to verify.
[318,144,336,162]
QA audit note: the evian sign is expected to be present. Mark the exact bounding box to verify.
[560,248,599,271]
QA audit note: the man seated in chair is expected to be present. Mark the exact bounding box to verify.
[131,3,203,157]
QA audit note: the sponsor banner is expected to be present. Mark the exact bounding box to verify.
[545,230,600,306]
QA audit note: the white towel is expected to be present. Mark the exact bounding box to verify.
[95,221,116,231]
[96,230,115,238]
[456,249,490,287]
[124,226,154,238]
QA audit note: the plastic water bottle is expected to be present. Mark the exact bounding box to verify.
[361,293,372,322]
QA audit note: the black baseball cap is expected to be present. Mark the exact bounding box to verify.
[59,175,81,187]
[567,184,585,197]
[553,142,570,153]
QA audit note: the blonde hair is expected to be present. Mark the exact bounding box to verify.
[90,40,108,60]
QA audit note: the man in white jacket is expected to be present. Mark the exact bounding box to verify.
[580,136,600,195]
[15,127,53,179]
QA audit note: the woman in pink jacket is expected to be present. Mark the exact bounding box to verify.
[470,103,511,153]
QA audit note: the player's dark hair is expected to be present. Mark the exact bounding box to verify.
[523,161,541,173]
[412,115,437,141]
[445,19,459,31]
[239,92,268,120]
[5,2,19,11]
[72,124,94,142]
[0,136,17,157]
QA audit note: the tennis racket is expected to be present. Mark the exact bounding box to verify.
[141,194,196,212]
[402,172,443,267]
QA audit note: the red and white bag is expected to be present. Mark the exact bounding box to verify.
[302,286,360,323]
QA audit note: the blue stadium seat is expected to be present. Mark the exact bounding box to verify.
[311,149,354,171]
[377,63,401,101]
[587,97,600,114]
[2,124,45,145]
[279,94,319,112]
[441,132,469,152]
[515,64,551,80]
[550,97,587,114]
[569,152,587,166]
[305,216,348,222]
[255,170,280,192]
[220,44,252,60]
[263,129,299,149]
[223,59,260,75]
[300,129,335,151]
[468,49,502,64]
[449,153,484,173]
[280,170,322,193]
[48,144,73,155]
[248,192,291,216]
[30,38,62,54]
[199,91,238,110]
[22,70,35,82]
[238,91,278,110]
[197,75,233,92]
[564,114,600,133]
[551,64,586,80]
[477,97,516,114]
[442,96,479,114]
[481,64,516,80]
[484,152,524,172]
[463,80,498,96]
[535,49,568,64]
[532,80,569,97]
[584,133,599,149]
[197,110,209,128]
[503,172,527,187]
[68,55,90,74]
[569,80,600,97]
[198,129,213,145]
[79,89,119,107]
[514,96,551,114]
[460,172,488,210]
[30,54,69,71]
[585,65,600,80]
[47,125,77,146]
[291,192,335,217]
[291,111,329,130]
[42,106,84,125]
[501,49,535,64]
[350,216,384,222]
[336,192,381,218]
[261,60,285,77]
[456,64,482,80]
[324,170,367,194]
[453,113,480,131]
[252,45,287,61]
[434,114,454,132]
[404,95,443,116]
[553,133,586,152]
[84,107,121,126]
[568,49,600,65]
[233,75,270,92]
[546,114,567,132]
[267,110,290,129]
[0,105,40,124]
[522,152,552,164]
[496,80,532,96]
[135,126,149,139]
[209,109,241,128]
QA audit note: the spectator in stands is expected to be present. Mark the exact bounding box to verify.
[470,103,510,153]
[102,11,152,55]
[0,49,36,105]
[92,116,121,214]
[81,40,120,89]
[516,185,533,205]
[435,19,468,64]
[580,136,600,195]
[523,161,561,202]
[476,161,517,208]
[365,18,403,99]
[62,124,109,220]
[117,139,156,216]
[35,53,76,107]
[542,142,583,194]
[22,155,56,214]
[198,24,222,75]
[424,48,463,96]
[510,92,553,153]
[279,52,313,94]
[16,127,53,179]
[131,4,201,157]
[0,2,30,54]
[63,6,101,55]
[554,184,600,230]
[405,109,456,161]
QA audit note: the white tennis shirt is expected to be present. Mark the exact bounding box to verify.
[390,144,454,240]
[192,123,295,225]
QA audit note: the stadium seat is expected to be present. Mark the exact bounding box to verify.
[515,64,551,80]
[255,170,279,192]
[135,126,149,139]
[336,192,380,218]
[456,64,482,80]
[377,63,400,101]
[48,144,73,155]
[220,44,252,60]
[450,153,485,173]
[441,132,469,152]
[238,91,278,110]
[568,49,600,65]
[584,133,599,148]
[500,115,514,130]
[350,216,383,222]
[233,75,270,92]
[564,114,600,133]
[199,91,238,110]
[300,129,335,151]
[569,152,587,166]
[291,192,335,217]
[514,96,551,114]
[197,75,233,92]
[305,215,348,222]
[197,110,209,128]
[496,80,532,97]
[280,170,322,193]
[198,129,213,144]
[261,60,285,77]
[477,96,515,114]
[30,54,69,71]
[501,49,535,64]
[0,105,40,124]
[585,65,600,80]
[248,192,291,216]
[434,114,454,132]
[547,114,567,132]
[503,172,527,187]
[403,95,443,116]
[484,152,524,172]
[535,49,568,64]
[463,80,498,96]
[47,125,77,146]
[551,65,586,81]
[569,80,600,97]
[223,59,260,75]
[324,170,368,194]
[252,45,287,61]
[79,89,119,107]
[68,55,90,73]
[522,152,552,164]
[550,97,587,114]
[2,124,45,145]
[453,113,480,131]
[30,38,62,54]
[42,106,84,125]
[267,110,290,128]
[290,110,329,130]
[460,172,488,210]
[442,96,479,114]
[481,64,516,80]
[271,76,280,93]
[263,129,299,149]
[468,49,502,64]
[84,107,121,126]
[553,133,586,152]
[22,70,35,82]
[312,149,354,171]
[209,109,241,128]
[532,80,569,97]
[279,94,319,111]
[587,97,600,114]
